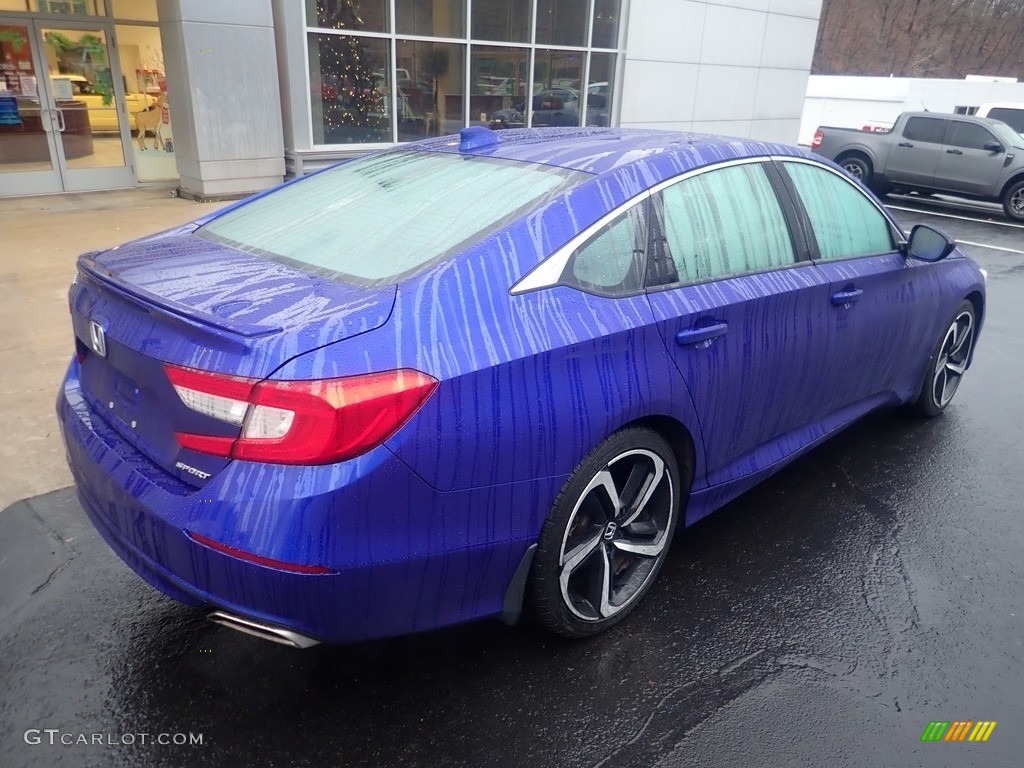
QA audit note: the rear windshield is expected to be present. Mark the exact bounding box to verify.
[197,149,591,285]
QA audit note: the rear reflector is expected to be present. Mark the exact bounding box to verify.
[186,531,334,574]
[166,365,438,465]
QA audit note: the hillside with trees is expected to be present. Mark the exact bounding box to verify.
[813,0,1024,78]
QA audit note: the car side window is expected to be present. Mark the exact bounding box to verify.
[653,162,796,285]
[782,162,895,261]
[947,122,997,150]
[903,116,947,144]
[561,204,645,295]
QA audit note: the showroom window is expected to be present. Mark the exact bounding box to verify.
[305,0,623,147]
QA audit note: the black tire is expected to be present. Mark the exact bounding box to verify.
[913,300,976,417]
[1003,180,1024,222]
[529,427,681,638]
[839,155,871,186]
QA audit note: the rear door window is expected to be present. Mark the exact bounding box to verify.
[902,117,947,144]
[650,162,797,286]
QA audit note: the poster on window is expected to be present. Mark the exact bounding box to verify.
[1,25,35,95]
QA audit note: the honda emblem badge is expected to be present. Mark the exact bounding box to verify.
[89,320,107,358]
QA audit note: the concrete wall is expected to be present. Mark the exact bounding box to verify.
[800,75,1024,145]
[157,0,285,197]
[619,0,822,144]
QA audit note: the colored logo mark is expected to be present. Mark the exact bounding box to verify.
[921,721,997,742]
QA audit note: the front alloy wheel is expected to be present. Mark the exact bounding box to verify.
[530,428,681,637]
[914,300,976,416]
[1004,180,1024,222]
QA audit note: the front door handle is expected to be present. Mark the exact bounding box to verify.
[831,288,864,306]
[898,142,914,148]
[676,322,728,346]
[946,148,963,155]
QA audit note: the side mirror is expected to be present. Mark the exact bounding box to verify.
[905,224,956,262]
[983,140,1004,152]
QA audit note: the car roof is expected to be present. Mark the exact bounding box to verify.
[411,127,809,178]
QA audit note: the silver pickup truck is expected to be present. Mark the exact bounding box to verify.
[812,111,1024,221]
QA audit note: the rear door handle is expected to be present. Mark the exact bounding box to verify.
[831,288,864,306]
[898,142,914,148]
[946,148,963,155]
[676,322,728,346]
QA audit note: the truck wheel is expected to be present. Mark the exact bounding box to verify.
[839,156,871,185]
[1003,180,1024,222]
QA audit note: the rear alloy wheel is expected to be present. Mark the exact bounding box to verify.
[840,155,871,185]
[914,300,976,417]
[1003,180,1024,222]
[529,428,680,638]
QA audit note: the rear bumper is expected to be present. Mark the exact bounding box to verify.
[57,360,549,643]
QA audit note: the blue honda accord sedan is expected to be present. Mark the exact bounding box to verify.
[58,127,985,647]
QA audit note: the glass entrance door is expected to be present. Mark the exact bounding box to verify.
[0,18,61,195]
[0,16,134,196]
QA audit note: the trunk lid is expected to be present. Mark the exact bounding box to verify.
[70,232,395,487]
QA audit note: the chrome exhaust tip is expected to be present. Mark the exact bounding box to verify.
[207,610,321,649]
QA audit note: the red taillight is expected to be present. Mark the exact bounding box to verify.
[166,365,438,465]
[811,130,824,151]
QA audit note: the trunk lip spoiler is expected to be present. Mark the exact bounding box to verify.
[78,259,283,339]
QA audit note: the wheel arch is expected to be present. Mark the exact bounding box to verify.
[620,414,697,496]
[500,414,697,628]
[998,172,1024,201]
[834,149,874,173]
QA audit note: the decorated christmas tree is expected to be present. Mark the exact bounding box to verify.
[316,0,386,142]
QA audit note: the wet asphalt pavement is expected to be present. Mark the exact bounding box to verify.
[1,205,1022,768]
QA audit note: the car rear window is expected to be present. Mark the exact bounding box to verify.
[197,149,591,285]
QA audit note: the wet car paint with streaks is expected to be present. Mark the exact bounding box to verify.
[2,209,1020,768]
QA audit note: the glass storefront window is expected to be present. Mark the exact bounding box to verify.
[396,0,464,38]
[530,48,584,127]
[309,31,391,144]
[470,44,528,129]
[536,0,588,48]
[471,0,530,43]
[116,23,174,180]
[586,52,615,127]
[109,0,157,21]
[306,0,389,33]
[0,22,53,173]
[591,0,619,48]
[305,0,624,146]
[43,25,126,169]
[396,40,464,142]
[0,0,107,12]
[31,0,104,13]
